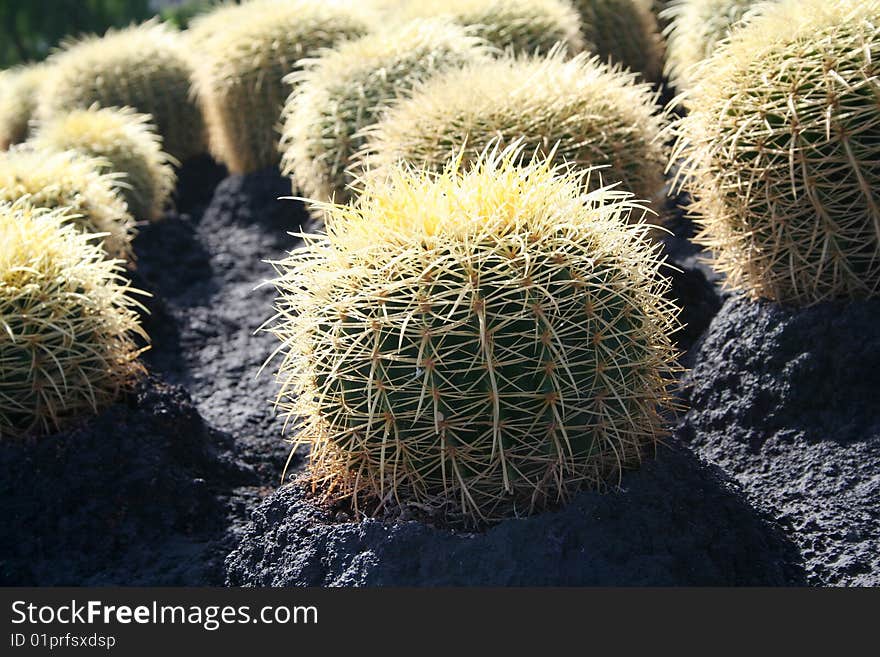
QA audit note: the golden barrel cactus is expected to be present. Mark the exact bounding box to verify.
[0,64,49,150]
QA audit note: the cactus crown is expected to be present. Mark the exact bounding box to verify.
[0,148,135,261]
[369,0,586,56]
[38,20,205,162]
[669,0,880,304]
[661,0,762,90]
[0,64,49,150]
[270,144,680,523]
[31,105,177,222]
[190,0,375,174]
[280,18,493,208]
[571,0,665,81]
[359,50,667,217]
[0,200,147,439]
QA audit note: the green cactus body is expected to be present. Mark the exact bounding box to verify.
[572,0,665,81]
[0,64,49,150]
[0,148,135,260]
[38,21,205,163]
[281,18,492,209]
[190,0,374,174]
[368,0,586,56]
[669,0,880,304]
[360,51,668,219]
[0,200,147,439]
[270,147,680,522]
[31,106,177,222]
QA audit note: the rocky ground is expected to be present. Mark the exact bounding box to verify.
[1,159,876,586]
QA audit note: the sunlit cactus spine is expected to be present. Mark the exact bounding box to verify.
[571,0,665,81]
[0,148,135,261]
[190,0,375,174]
[280,18,492,209]
[367,0,585,56]
[669,0,880,305]
[30,105,177,222]
[269,144,680,523]
[37,20,205,163]
[0,200,148,440]
[360,50,668,219]
[0,64,50,150]
[661,0,763,90]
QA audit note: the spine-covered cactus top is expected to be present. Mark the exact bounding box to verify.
[37,20,205,163]
[190,0,376,174]
[269,145,680,523]
[280,18,493,209]
[0,64,50,150]
[669,0,880,304]
[0,200,148,439]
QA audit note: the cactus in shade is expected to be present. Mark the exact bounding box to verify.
[281,19,492,209]
[669,0,880,305]
[190,0,375,174]
[570,0,665,81]
[661,0,763,90]
[269,145,680,523]
[368,0,586,56]
[0,64,50,150]
[0,200,148,440]
[38,21,205,162]
[359,51,668,218]
[0,148,135,261]
[31,106,177,222]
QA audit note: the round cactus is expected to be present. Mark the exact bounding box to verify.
[0,148,135,260]
[281,19,492,209]
[269,145,680,523]
[190,0,375,174]
[368,0,585,56]
[669,0,880,304]
[661,0,764,90]
[30,106,177,222]
[570,0,665,81]
[37,20,205,163]
[0,64,49,150]
[360,51,668,217]
[0,200,148,439]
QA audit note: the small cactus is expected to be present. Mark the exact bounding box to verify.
[360,51,668,218]
[280,18,492,209]
[0,147,135,261]
[269,144,680,523]
[38,20,206,163]
[669,0,880,304]
[0,200,148,439]
[661,0,763,90]
[0,64,50,150]
[368,0,585,56]
[190,0,375,174]
[571,0,665,81]
[30,106,177,222]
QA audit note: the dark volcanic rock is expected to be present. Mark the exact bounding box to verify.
[225,441,803,586]
[174,154,228,216]
[0,378,254,586]
[679,295,880,586]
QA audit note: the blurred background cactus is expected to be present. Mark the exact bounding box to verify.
[368,0,585,56]
[0,64,49,149]
[0,200,148,440]
[571,0,665,81]
[190,0,375,174]
[0,148,135,260]
[269,146,680,523]
[37,20,205,163]
[281,19,492,209]
[360,51,668,217]
[31,106,177,222]
[669,0,880,304]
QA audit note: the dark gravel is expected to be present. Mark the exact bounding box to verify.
[679,295,880,586]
